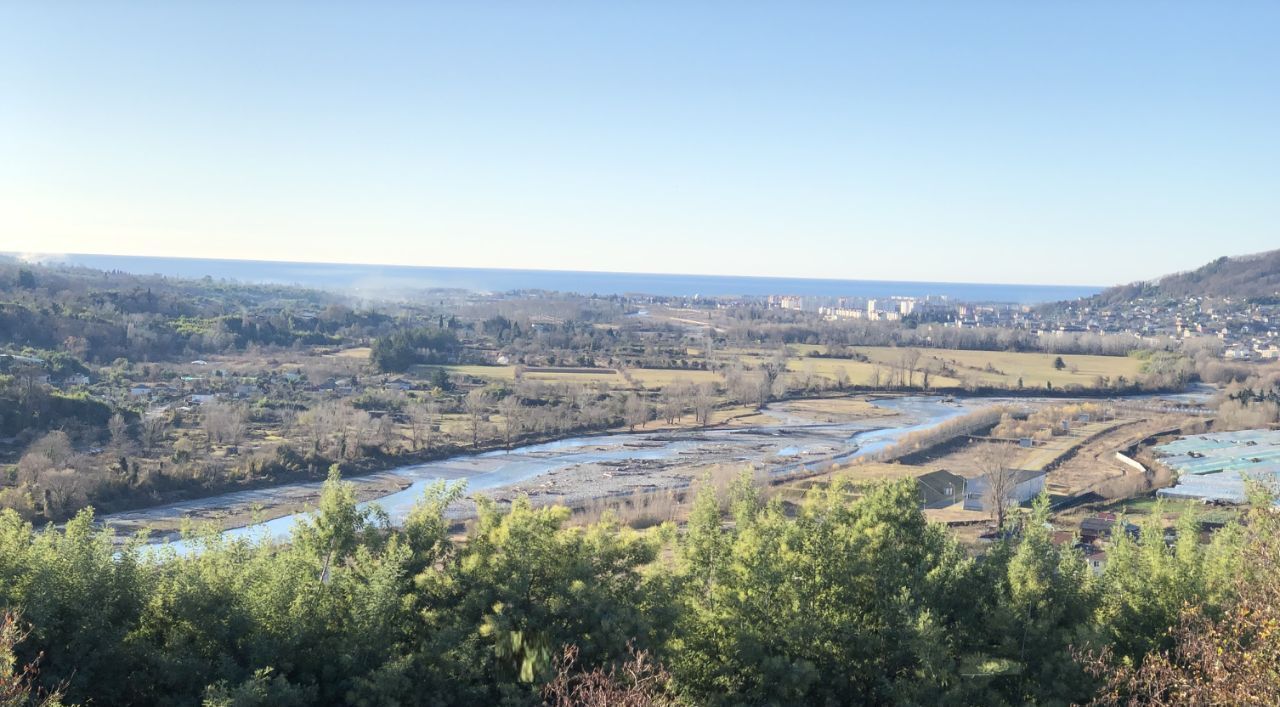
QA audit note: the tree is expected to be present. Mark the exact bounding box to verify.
[408,399,439,452]
[902,349,922,387]
[18,432,72,481]
[498,395,524,449]
[543,644,676,707]
[293,465,388,564]
[672,479,985,705]
[1092,500,1241,662]
[759,349,789,404]
[624,393,650,432]
[692,384,715,427]
[659,382,690,425]
[202,402,247,446]
[464,388,492,448]
[1,611,64,707]
[1002,492,1097,702]
[975,441,1020,529]
[410,497,661,698]
[370,328,460,373]
[107,413,130,451]
[1085,499,1279,705]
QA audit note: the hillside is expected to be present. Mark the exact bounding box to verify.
[1095,249,1280,303]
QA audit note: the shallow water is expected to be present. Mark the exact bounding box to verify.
[123,396,975,553]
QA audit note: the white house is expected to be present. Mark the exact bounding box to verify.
[963,470,1048,512]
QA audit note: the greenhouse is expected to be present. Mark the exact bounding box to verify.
[1154,429,1280,503]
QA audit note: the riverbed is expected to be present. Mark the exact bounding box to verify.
[104,395,986,550]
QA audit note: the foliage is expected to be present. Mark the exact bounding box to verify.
[370,328,460,373]
[1084,495,1280,704]
[0,470,1268,706]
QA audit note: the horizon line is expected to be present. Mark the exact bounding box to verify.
[10,250,1109,291]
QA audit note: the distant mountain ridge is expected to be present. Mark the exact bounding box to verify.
[1095,249,1280,303]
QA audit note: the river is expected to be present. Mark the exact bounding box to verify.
[109,390,1214,553]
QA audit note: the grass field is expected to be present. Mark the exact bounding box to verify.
[629,368,722,387]
[427,344,1142,393]
[785,357,965,388]
[791,345,1143,389]
[422,364,517,381]
[328,346,372,359]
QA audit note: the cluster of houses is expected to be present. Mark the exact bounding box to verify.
[758,289,1280,358]
[915,468,1158,574]
[1051,513,1141,574]
[913,467,1051,514]
[1049,296,1280,358]
[765,294,956,322]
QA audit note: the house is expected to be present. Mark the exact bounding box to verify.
[916,470,966,509]
[1079,515,1115,539]
[1083,548,1108,574]
[1080,514,1140,541]
[61,373,91,387]
[963,470,1048,512]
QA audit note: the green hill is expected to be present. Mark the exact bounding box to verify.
[1096,250,1280,303]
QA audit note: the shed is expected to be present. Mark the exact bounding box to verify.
[916,470,966,509]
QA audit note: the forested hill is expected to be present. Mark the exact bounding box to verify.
[1094,249,1280,303]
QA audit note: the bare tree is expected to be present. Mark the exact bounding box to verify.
[693,384,715,427]
[759,348,789,401]
[498,394,524,449]
[464,388,493,447]
[624,392,651,432]
[26,431,72,468]
[16,432,73,486]
[140,415,169,454]
[798,360,817,392]
[1,610,66,707]
[108,413,131,451]
[543,643,676,707]
[343,409,374,459]
[903,349,922,387]
[203,401,247,446]
[659,382,691,425]
[408,398,440,451]
[374,413,396,453]
[976,442,1021,529]
[300,403,338,456]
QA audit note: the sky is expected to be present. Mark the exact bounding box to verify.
[1,2,1277,287]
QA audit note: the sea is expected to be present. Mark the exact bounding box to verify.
[44,254,1100,304]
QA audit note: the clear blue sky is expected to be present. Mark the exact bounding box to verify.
[1,2,1276,286]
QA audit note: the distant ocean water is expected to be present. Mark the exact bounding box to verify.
[50,254,1100,304]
